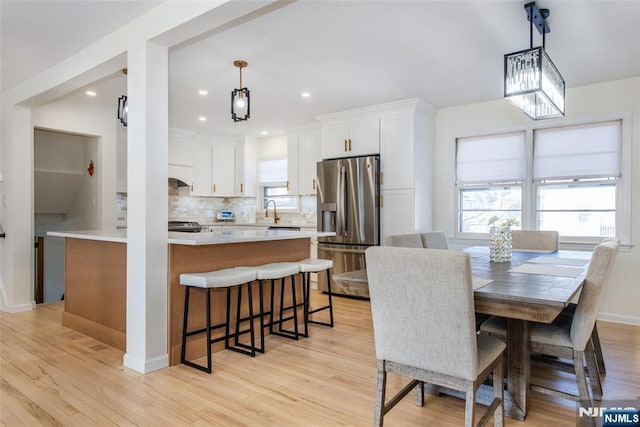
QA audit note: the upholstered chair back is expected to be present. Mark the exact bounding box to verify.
[419,231,449,249]
[570,239,619,351]
[511,230,559,251]
[384,233,423,248]
[365,247,478,380]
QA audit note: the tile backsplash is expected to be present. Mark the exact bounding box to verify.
[116,181,317,227]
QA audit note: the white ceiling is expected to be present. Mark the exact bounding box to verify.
[2,1,640,137]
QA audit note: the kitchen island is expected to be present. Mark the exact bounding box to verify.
[48,229,331,365]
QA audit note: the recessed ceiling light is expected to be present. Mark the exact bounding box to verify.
[198,90,208,96]
[85,91,97,97]
[301,92,311,98]
[261,130,269,135]
[198,116,207,122]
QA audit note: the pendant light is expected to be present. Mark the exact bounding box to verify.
[231,60,250,122]
[117,68,128,126]
[117,95,128,127]
[504,2,565,120]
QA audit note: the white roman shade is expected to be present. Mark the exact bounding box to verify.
[456,132,526,184]
[534,121,621,181]
[258,158,287,183]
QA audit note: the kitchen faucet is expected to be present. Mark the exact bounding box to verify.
[265,199,280,224]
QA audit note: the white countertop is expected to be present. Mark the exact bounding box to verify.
[48,229,334,245]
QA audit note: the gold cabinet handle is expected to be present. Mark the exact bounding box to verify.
[240,183,244,193]
[348,138,352,151]
[312,178,316,190]
[344,139,348,152]
[380,194,383,207]
[213,184,216,193]
[286,180,290,191]
[380,172,384,185]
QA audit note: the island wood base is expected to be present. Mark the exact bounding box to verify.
[63,238,127,351]
[62,236,310,366]
[168,238,309,365]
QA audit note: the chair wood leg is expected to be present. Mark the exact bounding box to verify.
[374,361,387,427]
[585,340,603,401]
[591,323,606,374]
[413,381,424,407]
[493,359,504,427]
[574,350,596,427]
[464,383,476,427]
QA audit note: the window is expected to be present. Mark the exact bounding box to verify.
[456,119,624,241]
[533,121,621,238]
[456,132,525,233]
[258,158,298,210]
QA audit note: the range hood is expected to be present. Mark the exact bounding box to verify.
[168,165,192,187]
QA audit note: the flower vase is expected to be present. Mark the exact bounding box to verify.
[489,226,512,263]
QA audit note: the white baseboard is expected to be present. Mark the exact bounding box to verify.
[123,353,169,373]
[0,286,35,313]
[598,312,640,326]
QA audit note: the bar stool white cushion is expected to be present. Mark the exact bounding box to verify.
[297,258,333,273]
[180,268,256,289]
[237,262,299,280]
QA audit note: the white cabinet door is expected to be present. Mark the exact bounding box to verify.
[211,142,236,197]
[191,142,213,196]
[237,139,257,197]
[288,131,319,195]
[321,122,349,159]
[287,135,300,195]
[297,132,319,195]
[320,117,379,159]
[380,188,415,243]
[380,111,414,190]
[348,116,380,156]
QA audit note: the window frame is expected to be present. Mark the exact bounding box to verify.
[454,113,631,247]
[260,182,299,211]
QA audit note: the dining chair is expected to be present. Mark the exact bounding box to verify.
[511,230,559,252]
[383,233,423,248]
[559,237,620,375]
[480,239,619,425]
[419,231,449,249]
[366,247,505,427]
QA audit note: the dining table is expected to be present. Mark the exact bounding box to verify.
[334,246,592,421]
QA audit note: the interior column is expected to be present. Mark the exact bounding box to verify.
[124,40,169,373]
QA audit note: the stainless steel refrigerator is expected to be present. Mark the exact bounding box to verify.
[316,155,380,298]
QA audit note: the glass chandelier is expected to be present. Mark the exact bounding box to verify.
[504,2,565,120]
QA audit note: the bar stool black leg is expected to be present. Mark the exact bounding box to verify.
[269,279,276,335]
[180,286,191,365]
[308,269,334,328]
[257,280,265,353]
[205,289,212,373]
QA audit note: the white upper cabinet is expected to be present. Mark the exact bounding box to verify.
[191,141,213,196]
[380,110,415,190]
[319,115,379,159]
[190,136,257,197]
[287,128,320,195]
[236,138,257,197]
[211,142,236,197]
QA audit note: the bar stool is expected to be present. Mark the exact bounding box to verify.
[298,258,334,334]
[179,268,257,374]
[237,262,302,344]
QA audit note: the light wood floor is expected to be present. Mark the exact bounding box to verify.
[1,292,639,426]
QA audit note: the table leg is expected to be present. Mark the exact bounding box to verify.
[506,318,530,420]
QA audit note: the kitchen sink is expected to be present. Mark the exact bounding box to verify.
[267,226,301,231]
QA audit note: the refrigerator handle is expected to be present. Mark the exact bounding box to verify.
[338,165,347,237]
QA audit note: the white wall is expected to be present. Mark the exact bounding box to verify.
[32,99,118,230]
[434,77,640,325]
